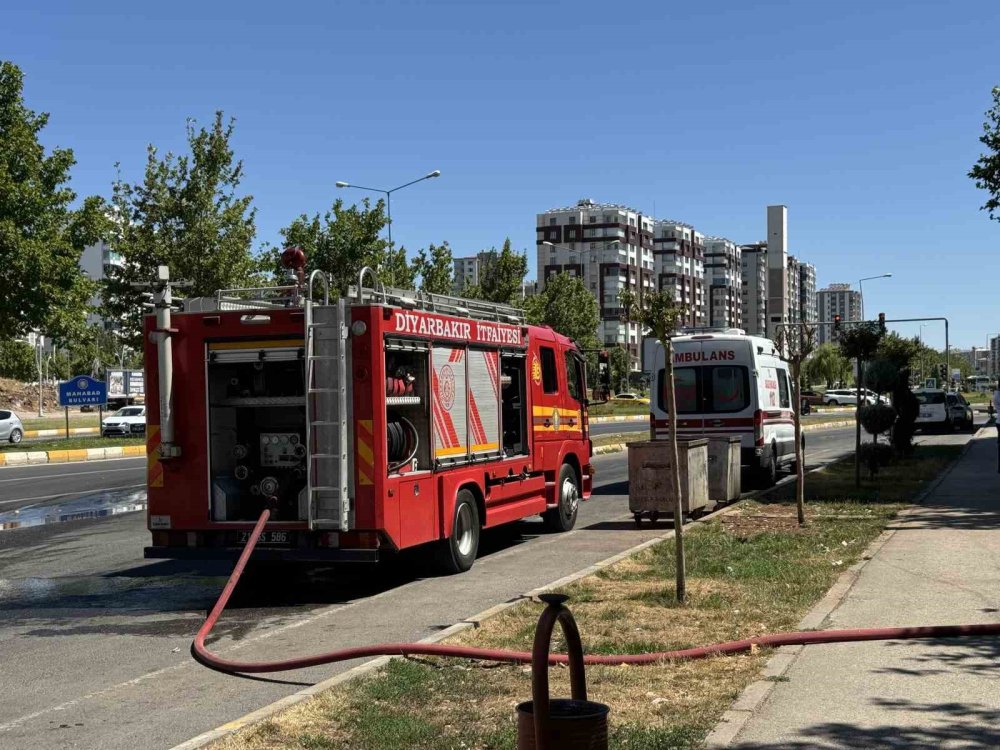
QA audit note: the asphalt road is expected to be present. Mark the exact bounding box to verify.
[0,457,146,514]
[0,424,969,750]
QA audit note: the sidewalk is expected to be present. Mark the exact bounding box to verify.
[725,431,1000,749]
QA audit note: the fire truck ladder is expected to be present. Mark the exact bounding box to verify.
[305,271,351,531]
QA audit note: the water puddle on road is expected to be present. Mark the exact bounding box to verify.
[0,488,147,531]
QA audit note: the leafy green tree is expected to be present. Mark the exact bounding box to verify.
[413,241,454,295]
[609,345,631,393]
[465,238,528,305]
[524,273,599,347]
[775,325,817,525]
[621,288,687,603]
[804,343,852,388]
[380,244,416,289]
[0,61,103,343]
[278,197,391,296]
[0,339,36,380]
[104,112,259,346]
[969,86,1000,221]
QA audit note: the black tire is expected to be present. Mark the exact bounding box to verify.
[435,489,480,574]
[9,428,22,444]
[543,463,580,532]
[757,450,778,488]
[828,399,839,406]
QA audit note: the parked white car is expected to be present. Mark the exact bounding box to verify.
[822,389,883,406]
[102,406,146,437]
[913,389,950,432]
[0,410,24,444]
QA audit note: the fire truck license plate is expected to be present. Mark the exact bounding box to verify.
[237,530,293,547]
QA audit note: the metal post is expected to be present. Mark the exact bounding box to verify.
[36,336,44,418]
[64,407,69,441]
[154,265,179,457]
[386,191,392,254]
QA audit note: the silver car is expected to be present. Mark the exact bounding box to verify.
[0,410,24,444]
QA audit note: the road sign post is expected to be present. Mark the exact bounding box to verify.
[58,376,108,439]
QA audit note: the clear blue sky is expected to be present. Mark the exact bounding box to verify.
[4,0,998,349]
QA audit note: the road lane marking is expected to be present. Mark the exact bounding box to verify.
[0,467,144,484]
[0,484,147,507]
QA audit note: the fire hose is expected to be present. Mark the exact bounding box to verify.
[193,508,1000,675]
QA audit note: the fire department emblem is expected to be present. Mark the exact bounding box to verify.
[439,365,456,410]
[531,355,542,385]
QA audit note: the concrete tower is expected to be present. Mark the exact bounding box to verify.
[765,205,788,339]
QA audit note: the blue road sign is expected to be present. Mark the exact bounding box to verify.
[59,375,108,407]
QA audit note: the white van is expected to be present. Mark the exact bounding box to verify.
[643,330,797,485]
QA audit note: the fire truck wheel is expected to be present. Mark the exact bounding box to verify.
[436,489,480,574]
[543,464,579,532]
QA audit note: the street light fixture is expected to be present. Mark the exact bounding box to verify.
[335,170,441,254]
[858,273,892,320]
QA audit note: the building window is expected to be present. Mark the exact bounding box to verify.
[549,217,556,226]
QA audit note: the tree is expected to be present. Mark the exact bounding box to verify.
[524,272,599,348]
[621,288,686,603]
[104,112,259,346]
[278,197,391,297]
[969,86,1000,222]
[465,238,528,305]
[0,339,36,381]
[838,322,884,488]
[804,344,852,388]
[380,244,416,290]
[0,61,102,344]
[413,241,454,295]
[609,346,631,394]
[775,325,816,525]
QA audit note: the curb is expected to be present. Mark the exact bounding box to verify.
[704,426,985,748]
[23,427,100,438]
[0,445,145,467]
[589,415,648,424]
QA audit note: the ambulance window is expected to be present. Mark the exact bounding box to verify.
[659,367,699,413]
[777,370,791,408]
[709,366,750,412]
[540,347,558,393]
[564,352,582,401]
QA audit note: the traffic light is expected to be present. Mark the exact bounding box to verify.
[878,312,886,335]
[597,350,611,391]
[938,363,947,382]
[833,314,842,340]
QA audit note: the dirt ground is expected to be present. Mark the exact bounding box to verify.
[0,377,59,411]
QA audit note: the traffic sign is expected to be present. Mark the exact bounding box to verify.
[58,375,108,407]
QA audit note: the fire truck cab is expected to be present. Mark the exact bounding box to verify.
[144,268,593,573]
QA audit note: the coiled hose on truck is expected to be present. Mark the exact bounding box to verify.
[193,509,1000,675]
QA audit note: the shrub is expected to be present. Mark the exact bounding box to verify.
[860,403,897,436]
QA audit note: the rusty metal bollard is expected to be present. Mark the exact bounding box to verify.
[515,594,610,750]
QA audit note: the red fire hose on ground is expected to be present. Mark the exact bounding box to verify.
[193,509,1000,675]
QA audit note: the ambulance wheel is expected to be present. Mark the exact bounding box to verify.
[436,490,480,574]
[757,451,777,488]
[543,464,579,532]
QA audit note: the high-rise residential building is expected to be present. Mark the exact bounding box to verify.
[653,219,706,329]
[452,254,481,293]
[704,237,741,329]
[817,284,862,344]
[536,199,655,366]
[739,242,768,336]
[79,239,124,330]
[799,262,818,325]
[786,255,801,326]
[990,336,1000,378]
[765,205,788,339]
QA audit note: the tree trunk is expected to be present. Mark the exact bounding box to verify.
[792,361,805,525]
[665,339,686,603]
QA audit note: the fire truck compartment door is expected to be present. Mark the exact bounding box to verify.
[432,346,469,464]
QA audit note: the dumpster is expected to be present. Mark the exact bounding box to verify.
[707,436,742,505]
[627,439,709,525]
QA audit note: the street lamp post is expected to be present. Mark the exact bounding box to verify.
[858,273,892,320]
[336,170,441,254]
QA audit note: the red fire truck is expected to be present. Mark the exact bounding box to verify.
[143,264,594,572]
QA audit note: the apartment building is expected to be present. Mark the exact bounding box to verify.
[652,220,706,329]
[786,255,801,326]
[704,236,741,329]
[452,254,483,294]
[536,199,655,366]
[739,242,768,336]
[817,284,862,344]
[799,262,818,325]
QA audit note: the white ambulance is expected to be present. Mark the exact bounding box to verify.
[643,329,797,485]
